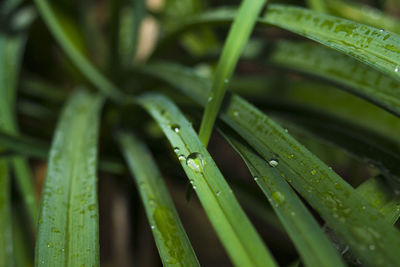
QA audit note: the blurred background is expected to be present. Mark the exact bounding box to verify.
[5,0,400,266]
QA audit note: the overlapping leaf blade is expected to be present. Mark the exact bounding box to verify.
[137,93,277,267]
[198,0,266,146]
[268,40,400,117]
[223,131,345,267]
[117,132,200,266]
[139,62,400,266]
[262,4,400,83]
[35,90,103,267]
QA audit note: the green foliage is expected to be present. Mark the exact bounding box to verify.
[1,0,400,266]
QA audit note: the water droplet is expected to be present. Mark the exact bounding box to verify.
[151,225,155,230]
[369,244,375,250]
[254,176,259,181]
[395,66,399,73]
[170,124,180,133]
[216,191,221,196]
[272,191,285,206]
[268,159,279,167]
[186,153,205,173]
[208,96,213,102]
[47,242,54,248]
[192,185,197,189]
[178,155,186,161]
[233,110,239,117]
[311,169,317,175]
[173,147,180,153]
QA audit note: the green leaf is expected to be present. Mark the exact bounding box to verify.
[198,0,266,146]
[137,93,277,267]
[117,132,200,266]
[268,40,400,117]
[325,0,400,35]
[222,131,345,267]
[262,4,400,83]
[161,4,400,86]
[139,62,400,266]
[357,176,400,224]
[35,90,103,267]
[33,0,123,100]
[118,0,146,66]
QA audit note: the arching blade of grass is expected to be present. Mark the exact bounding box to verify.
[266,80,400,144]
[325,0,400,34]
[262,4,400,83]
[137,93,277,267]
[160,4,400,84]
[198,0,266,146]
[138,62,400,266]
[262,102,400,180]
[268,40,400,117]
[0,160,12,267]
[222,131,345,267]
[33,0,123,100]
[117,132,200,266]
[35,90,103,267]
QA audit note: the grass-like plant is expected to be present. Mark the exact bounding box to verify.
[1,0,400,266]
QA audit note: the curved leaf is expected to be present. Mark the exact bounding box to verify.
[268,40,400,117]
[262,4,400,83]
[325,0,400,35]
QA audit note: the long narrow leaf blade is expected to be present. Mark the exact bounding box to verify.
[139,62,400,266]
[268,40,400,117]
[223,132,345,267]
[117,132,200,266]
[325,0,400,35]
[198,0,266,146]
[35,90,103,267]
[262,4,400,83]
[137,93,277,267]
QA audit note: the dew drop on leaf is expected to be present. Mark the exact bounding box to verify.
[170,124,180,133]
[268,159,279,167]
[186,153,205,173]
